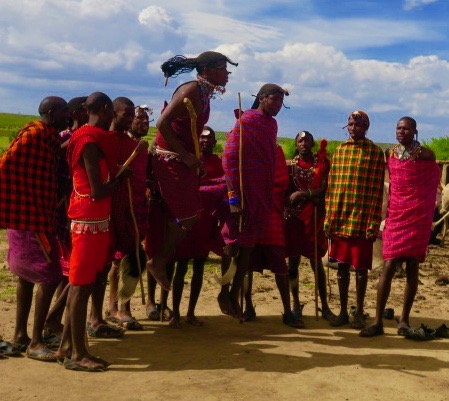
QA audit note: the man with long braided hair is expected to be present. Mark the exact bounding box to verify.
[148,51,237,291]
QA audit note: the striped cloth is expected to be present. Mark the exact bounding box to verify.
[222,109,277,247]
[382,157,440,262]
[0,121,60,233]
[324,138,385,238]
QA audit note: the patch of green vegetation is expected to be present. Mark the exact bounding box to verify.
[423,137,449,161]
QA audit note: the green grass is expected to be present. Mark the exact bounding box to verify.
[0,112,438,158]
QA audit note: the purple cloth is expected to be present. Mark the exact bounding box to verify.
[7,229,62,285]
[222,109,277,247]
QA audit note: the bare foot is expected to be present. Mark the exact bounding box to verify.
[185,315,205,326]
[64,355,106,372]
[148,258,171,291]
[168,316,182,329]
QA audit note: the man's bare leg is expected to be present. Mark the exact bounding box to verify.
[229,247,253,320]
[149,217,197,291]
[107,260,120,320]
[401,258,419,326]
[288,256,301,314]
[217,254,233,315]
[330,263,350,326]
[67,284,106,369]
[27,282,59,356]
[13,278,34,347]
[186,257,205,325]
[44,279,69,334]
[170,259,188,328]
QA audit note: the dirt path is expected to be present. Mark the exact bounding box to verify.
[1,232,449,401]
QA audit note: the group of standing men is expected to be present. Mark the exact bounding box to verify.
[0,50,442,370]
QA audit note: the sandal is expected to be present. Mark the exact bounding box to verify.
[359,323,384,337]
[63,357,105,372]
[283,311,305,329]
[321,309,337,322]
[146,307,160,321]
[42,333,62,350]
[243,305,256,322]
[0,340,22,357]
[350,314,366,330]
[26,346,57,362]
[86,323,124,338]
[329,313,350,327]
[118,316,144,331]
[404,325,436,341]
[435,323,449,338]
[293,303,305,319]
[397,322,411,336]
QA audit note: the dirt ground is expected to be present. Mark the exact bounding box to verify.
[1,230,449,401]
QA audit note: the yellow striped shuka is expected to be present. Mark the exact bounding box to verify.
[324,137,385,239]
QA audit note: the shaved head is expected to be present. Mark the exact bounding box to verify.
[113,96,134,110]
[85,92,112,113]
[38,96,67,116]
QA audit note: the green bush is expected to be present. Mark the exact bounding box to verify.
[423,137,449,161]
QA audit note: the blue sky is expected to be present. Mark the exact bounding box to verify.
[1,0,449,142]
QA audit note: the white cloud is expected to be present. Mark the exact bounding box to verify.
[138,6,179,32]
[403,0,439,11]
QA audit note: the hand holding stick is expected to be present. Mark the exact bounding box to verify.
[115,140,149,179]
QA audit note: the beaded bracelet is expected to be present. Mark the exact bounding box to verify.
[229,197,240,206]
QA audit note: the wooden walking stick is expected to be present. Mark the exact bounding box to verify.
[313,205,319,321]
[183,97,200,158]
[237,92,247,317]
[116,140,149,178]
[127,179,146,305]
[115,140,149,306]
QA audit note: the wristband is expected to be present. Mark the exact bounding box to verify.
[229,197,240,206]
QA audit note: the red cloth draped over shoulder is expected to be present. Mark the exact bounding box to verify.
[0,121,60,233]
[382,157,440,262]
[155,81,210,154]
[111,132,149,254]
[222,109,277,247]
[67,125,118,221]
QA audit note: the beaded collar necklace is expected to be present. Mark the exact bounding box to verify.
[292,154,317,190]
[197,75,226,99]
[392,140,421,161]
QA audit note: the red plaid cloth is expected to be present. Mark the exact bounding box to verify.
[382,157,440,262]
[259,146,289,246]
[0,121,60,233]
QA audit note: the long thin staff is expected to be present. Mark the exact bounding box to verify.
[313,205,319,321]
[238,92,247,315]
[116,140,149,178]
[127,179,146,305]
[238,93,244,232]
[183,97,200,157]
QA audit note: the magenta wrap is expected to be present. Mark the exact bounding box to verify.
[222,109,277,248]
[382,157,440,262]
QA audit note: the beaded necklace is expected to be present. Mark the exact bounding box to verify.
[291,154,318,191]
[197,75,225,99]
[391,140,421,161]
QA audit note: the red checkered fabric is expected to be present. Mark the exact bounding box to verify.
[0,121,60,233]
